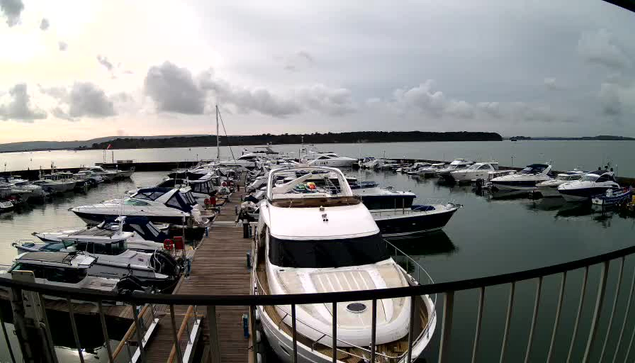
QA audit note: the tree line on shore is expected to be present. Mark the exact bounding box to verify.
[84,131,502,150]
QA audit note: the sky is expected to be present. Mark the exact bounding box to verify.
[0,0,634,143]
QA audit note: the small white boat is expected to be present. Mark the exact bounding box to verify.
[437,159,474,180]
[592,187,632,207]
[417,163,446,177]
[308,153,358,167]
[0,200,14,212]
[536,170,585,197]
[558,172,621,202]
[491,164,552,191]
[450,162,499,183]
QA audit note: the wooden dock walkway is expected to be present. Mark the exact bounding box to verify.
[140,189,252,363]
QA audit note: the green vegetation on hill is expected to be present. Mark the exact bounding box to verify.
[85,131,503,150]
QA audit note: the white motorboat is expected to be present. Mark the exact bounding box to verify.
[153,173,217,205]
[536,170,585,197]
[437,159,474,180]
[0,252,124,294]
[0,200,14,212]
[308,153,357,167]
[253,166,436,362]
[450,162,499,183]
[558,171,621,202]
[350,180,416,210]
[491,164,553,191]
[85,166,118,182]
[71,187,205,226]
[405,162,431,175]
[372,203,460,238]
[28,216,168,252]
[75,170,105,186]
[416,163,446,177]
[33,172,77,193]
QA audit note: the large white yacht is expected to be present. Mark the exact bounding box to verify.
[436,158,474,180]
[558,171,621,202]
[450,162,499,183]
[253,166,436,362]
[71,187,204,225]
[490,163,553,191]
[307,153,358,167]
[536,170,585,197]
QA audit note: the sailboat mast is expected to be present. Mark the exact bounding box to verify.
[216,105,220,160]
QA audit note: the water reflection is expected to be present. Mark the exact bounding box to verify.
[389,231,457,257]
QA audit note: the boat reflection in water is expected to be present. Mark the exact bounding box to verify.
[387,230,457,257]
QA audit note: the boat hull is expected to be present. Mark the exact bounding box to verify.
[358,195,416,210]
[72,211,187,226]
[258,294,436,363]
[491,180,541,191]
[537,185,561,197]
[559,187,615,202]
[373,206,458,238]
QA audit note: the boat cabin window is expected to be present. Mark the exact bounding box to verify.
[582,174,600,182]
[596,174,616,183]
[135,190,168,201]
[166,193,193,211]
[76,241,126,255]
[478,165,491,170]
[269,233,389,268]
[124,199,151,206]
[11,263,87,283]
[521,164,548,174]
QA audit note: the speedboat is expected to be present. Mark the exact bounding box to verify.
[536,170,585,197]
[75,170,105,186]
[0,200,14,212]
[437,159,474,180]
[450,162,499,183]
[71,187,205,225]
[153,173,217,205]
[558,172,621,202]
[308,153,357,167]
[29,216,168,251]
[372,203,460,238]
[253,166,436,362]
[405,162,431,175]
[12,238,180,291]
[592,187,632,207]
[491,163,552,191]
[417,163,446,177]
[0,252,130,294]
[33,172,77,193]
[85,166,118,182]
[350,180,416,210]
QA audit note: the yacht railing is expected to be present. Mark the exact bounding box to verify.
[4,243,635,362]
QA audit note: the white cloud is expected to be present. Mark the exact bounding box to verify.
[43,82,119,120]
[0,0,23,27]
[39,18,49,31]
[544,77,558,90]
[0,84,47,122]
[597,82,635,117]
[578,29,631,70]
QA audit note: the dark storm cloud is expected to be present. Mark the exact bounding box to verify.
[0,84,46,121]
[67,82,116,117]
[144,62,207,114]
[0,0,23,27]
[39,18,49,31]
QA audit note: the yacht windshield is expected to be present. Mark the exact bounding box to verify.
[269,233,389,268]
[521,164,548,174]
[582,174,600,182]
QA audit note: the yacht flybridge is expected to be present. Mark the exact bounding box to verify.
[252,166,436,362]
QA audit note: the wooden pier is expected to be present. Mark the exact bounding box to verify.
[123,188,252,363]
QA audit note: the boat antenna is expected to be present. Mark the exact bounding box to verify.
[215,105,220,161]
[217,107,236,161]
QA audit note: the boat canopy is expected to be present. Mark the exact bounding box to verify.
[596,172,617,183]
[520,164,550,174]
[134,187,173,201]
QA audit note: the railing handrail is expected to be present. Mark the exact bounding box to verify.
[2,243,635,305]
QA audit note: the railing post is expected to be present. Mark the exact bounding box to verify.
[292,304,298,363]
[599,257,624,362]
[9,287,34,362]
[523,277,543,363]
[98,300,115,363]
[370,298,377,362]
[612,261,635,363]
[471,287,485,363]
[0,304,16,363]
[547,272,567,363]
[567,266,589,363]
[206,305,221,363]
[407,295,416,363]
[332,301,337,363]
[438,291,454,363]
[250,305,258,363]
[582,261,610,363]
[499,282,516,363]
[169,305,184,363]
[132,304,146,363]
[67,298,85,363]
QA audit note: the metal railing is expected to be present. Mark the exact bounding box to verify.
[3,244,635,362]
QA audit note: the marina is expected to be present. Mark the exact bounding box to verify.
[0,144,635,362]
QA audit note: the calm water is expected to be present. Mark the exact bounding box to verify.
[0,168,634,361]
[2,140,635,175]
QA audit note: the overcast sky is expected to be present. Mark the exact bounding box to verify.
[0,0,634,143]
